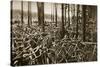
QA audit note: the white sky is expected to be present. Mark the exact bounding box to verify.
[12,1,83,22]
[12,1,62,17]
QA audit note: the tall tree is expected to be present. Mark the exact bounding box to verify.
[21,1,23,27]
[28,2,32,27]
[60,4,65,39]
[76,5,79,39]
[51,4,53,23]
[72,4,75,24]
[37,2,45,32]
[82,5,87,41]
[11,1,13,66]
[64,4,67,25]
[55,3,57,27]
[11,1,13,24]
[68,4,70,27]
[53,4,54,23]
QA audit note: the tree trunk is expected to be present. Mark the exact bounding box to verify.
[60,4,65,39]
[51,4,52,23]
[82,5,87,41]
[37,2,45,32]
[68,4,70,27]
[21,1,23,27]
[53,4,54,24]
[11,1,13,66]
[28,2,32,27]
[65,4,66,25]
[11,1,13,24]
[76,5,79,39]
[55,3,57,27]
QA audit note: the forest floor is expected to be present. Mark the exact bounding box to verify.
[11,24,97,66]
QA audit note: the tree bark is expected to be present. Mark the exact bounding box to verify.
[82,5,87,41]
[11,1,13,23]
[55,3,57,27]
[51,4,53,23]
[21,1,23,27]
[53,4,54,23]
[64,4,66,25]
[76,5,79,39]
[60,4,65,39]
[28,2,32,27]
[68,4,70,27]
[11,1,13,66]
[37,2,45,32]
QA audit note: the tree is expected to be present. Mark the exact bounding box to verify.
[28,2,32,27]
[37,2,45,32]
[68,4,70,27]
[11,1,13,66]
[11,1,13,24]
[60,4,65,39]
[53,4,54,23]
[64,4,67,25]
[82,5,87,41]
[51,4,53,23]
[55,3,57,27]
[76,5,79,39]
[21,1,23,27]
